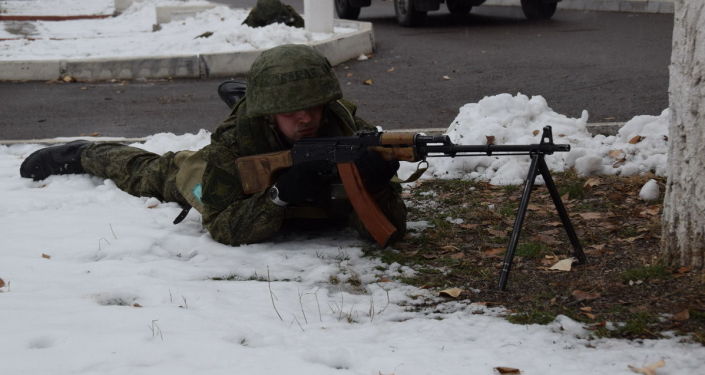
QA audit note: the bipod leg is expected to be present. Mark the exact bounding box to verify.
[537,157,587,264]
[498,153,540,291]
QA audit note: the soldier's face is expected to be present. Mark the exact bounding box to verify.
[273,105,324,142]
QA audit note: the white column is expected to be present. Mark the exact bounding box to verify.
[114,0,135,14]
[304,0,334,33]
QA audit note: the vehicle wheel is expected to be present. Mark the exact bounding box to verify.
[446,0,472,16]
[521,0,557,20]
[335,0,361,20]
[394,0,427,27]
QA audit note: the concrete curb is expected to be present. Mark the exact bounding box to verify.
[485,0,674,13]
[0,122,624,145]
[0,19,374,82]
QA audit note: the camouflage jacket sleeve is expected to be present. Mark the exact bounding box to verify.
[198,109,288,246]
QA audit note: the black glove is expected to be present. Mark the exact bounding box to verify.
[273,160,335,205]
[355,150,400,193]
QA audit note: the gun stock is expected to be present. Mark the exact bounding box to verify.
[235,150,293,194]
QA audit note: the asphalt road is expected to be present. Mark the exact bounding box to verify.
[0,1,673,139]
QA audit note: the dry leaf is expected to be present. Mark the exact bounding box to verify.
[450,252,465,260]
[439,288,463,298]
[387,66,395,72]
[495,367,521,374]
[486,135,496,145]
[487,229,507,237]
[588,244,606,252]
[612,158,627,168]
[676,266,691,274]
[42,253,51,259]
[441,245,459,252]
[378,276,392,283]
[482,248,505,257]
[579,306,593,312]
[459,223,480,229]
[572,289,601,301]
[582,312,597,320]
[549,258,574,271]
[346,72,353,78]
[607,149,624,159]
[133,303,143,308]
[584,177,601,187]
[639,206,661,217]
[624,235,644,243]
[532,129,540,136]
[62,75,75,82]
[363,79,373,85]
[628,135,644,144]
[541,255,560,266]
[0,278,5,288]
[579,212,605,220]
[673,309,690,321]
[628,359,665,375]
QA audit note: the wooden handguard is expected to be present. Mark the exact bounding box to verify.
[372,132,420,162]
[369,146,418,162]
[337,162,397,247]
[235,150,293,194]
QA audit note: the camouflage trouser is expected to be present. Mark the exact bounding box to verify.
[80,143,190,208]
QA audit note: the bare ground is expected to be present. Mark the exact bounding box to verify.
[365,172,705,344]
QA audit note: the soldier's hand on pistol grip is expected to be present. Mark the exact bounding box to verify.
[272,160,335,205]
[355,150,400,193]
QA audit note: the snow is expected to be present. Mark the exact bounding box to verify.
[2,95,700,375]
[3,2,703,375]
[0,0,355,60]
[639,179,661,201]
[399,93,670,185]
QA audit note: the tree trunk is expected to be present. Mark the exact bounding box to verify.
[661,0,705,269]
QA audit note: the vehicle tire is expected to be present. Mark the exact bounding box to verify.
[446,0,472,16]
[335,0,361,20]
[521,0,557,20]
[394,0,427,27]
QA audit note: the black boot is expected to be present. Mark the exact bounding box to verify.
[20,140,92,181]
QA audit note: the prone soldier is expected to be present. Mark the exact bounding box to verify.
[20,44,407,246]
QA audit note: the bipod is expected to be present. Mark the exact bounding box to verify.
[498,127,587,290]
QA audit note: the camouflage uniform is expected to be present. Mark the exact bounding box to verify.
[242,0,304,28]
[80,45,407,246]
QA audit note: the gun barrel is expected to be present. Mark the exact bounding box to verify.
[420,142,570,157]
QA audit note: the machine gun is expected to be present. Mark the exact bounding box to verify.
[235,126,586,290]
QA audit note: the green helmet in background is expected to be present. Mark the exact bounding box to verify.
[246,44,343,117]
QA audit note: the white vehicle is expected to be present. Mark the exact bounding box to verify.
[335,0,560,27]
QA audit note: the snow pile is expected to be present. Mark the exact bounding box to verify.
[639,179,661,201]
[399,93,670,185]
[0,0,355,60]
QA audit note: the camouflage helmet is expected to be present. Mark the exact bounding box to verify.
[246,44,342,117]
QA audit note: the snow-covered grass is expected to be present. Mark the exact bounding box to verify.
[2,93,702,375]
